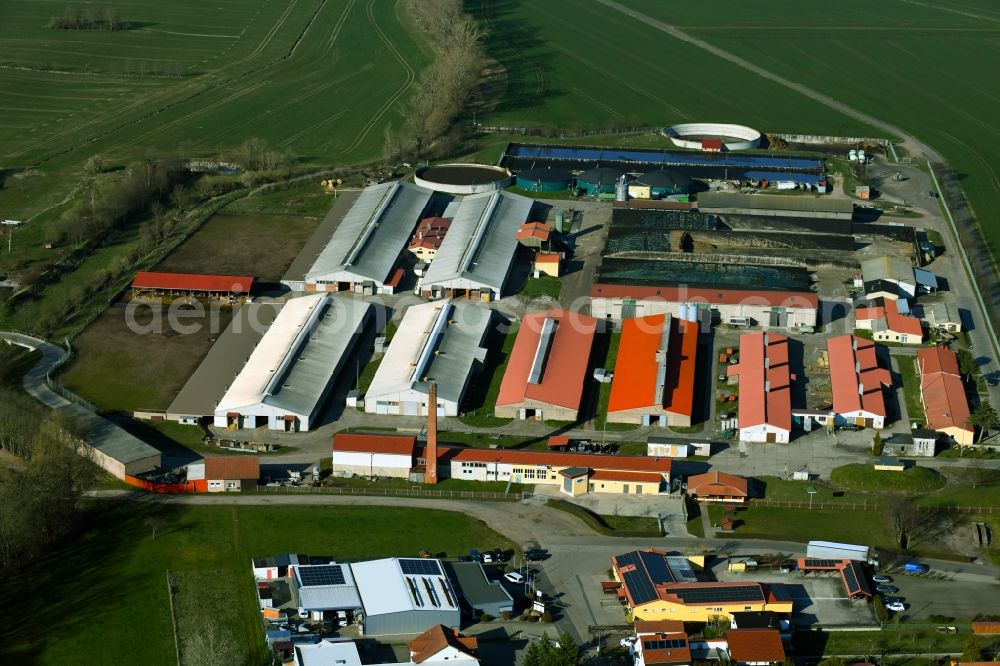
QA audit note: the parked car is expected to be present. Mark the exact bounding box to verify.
[903,562,929,574]
[620,637,636,648]
[469,549,480,562]
[493,548,508,562]
[481,551,494,564]
[457,554,472,563]
[876,585,898,594]
[524,548,547,562]
[872,575,892,584]
[504,572,525,584]
[882,595,903,605]
[885,601,907,612]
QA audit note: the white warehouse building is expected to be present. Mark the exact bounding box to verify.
[214,294,372,432]
[293,180,432,294]
[420,190,533,302]
[364,300,490,417]
[351,558,461,636]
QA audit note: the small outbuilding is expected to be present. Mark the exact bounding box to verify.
[187,456,260,492]
[686,471,749,503]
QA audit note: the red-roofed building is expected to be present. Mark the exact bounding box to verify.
[408,217,452,261]
[917,346,973,445]
[533,252,562,277]
[701,138,723,152]
[495,309,597,421]
[408,624,478,664]
[331,433,418,477]
[608,314,699,427]
[187,456,260,492]
[131,271,254,298]
[590,284,817,329]
[855,300,923,345]
[330,434,670,494]
[727,332,793,443]
[516,221,553,248]
[635,622,692,666]
[686,471,749,503]
[725,629,786,665]
[973,621,1000,635]
[828,335,892,429]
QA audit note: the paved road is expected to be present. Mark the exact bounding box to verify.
[595,0,1000,405]
[86,490,999,645]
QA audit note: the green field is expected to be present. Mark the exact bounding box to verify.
[0,0,429,168]
[0,502,513,665]
[830,463,947,493]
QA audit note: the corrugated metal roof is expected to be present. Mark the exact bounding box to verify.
[351,558,457,617]
[861,256,914,285]
[305,180,431,285]
[215,294,371,418]
[294,564,362,611]
[132,271,254,293]
[422,191,532,292]
[366,300,491,405]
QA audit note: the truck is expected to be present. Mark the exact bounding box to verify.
[806,540,878,565]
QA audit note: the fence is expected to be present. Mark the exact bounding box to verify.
[252,485,518,501]
[748,498,1000,514]
[472,123,660,139]
[43,337,98,413]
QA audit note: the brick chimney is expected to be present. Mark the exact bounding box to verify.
[425,382,438,484]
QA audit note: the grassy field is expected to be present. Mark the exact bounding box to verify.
[895,355,927,426]
[0,502,513,665]
[155,211,323,282]
[223,184,336,219]
[60,303,234,412]
[709,504,897,548]
[830,463,946,493]
[0,0,430,168]
[617,0,1000,273]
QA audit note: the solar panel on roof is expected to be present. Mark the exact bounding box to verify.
[623,569,658,606]
[841,562,871,596]
[802,558,840,568]
[297,565,346,587]
[639,551,675,585]
[768,584,792,601]
[643,638,686,650]
[673,585,765,604]
[399,558,442,576]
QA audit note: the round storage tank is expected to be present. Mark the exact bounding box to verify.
[515,167,573,193]
[414,163,511,194]
[576,167,627,195]
[636,169,693,196]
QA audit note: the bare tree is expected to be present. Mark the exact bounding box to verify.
[884,495,920,549]
[183,624,242,666]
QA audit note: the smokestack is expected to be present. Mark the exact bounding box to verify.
[426,382,438,484]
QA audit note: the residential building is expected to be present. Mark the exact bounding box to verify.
[612,549,792,622]
[608,314,699,427]
[827,335,892,429]
[727,332,793,443]
[296,180,432,294]
[633,620,692,666]
[408,217,452,262]
[364,300,490,417]
[724,629,786,666]
[917,346,974,445]
[855,299,923,345]
[187,456,260,492]
[214,294,372,432]
[407,625,479,665]
[590,284,818,328]
[328,434,672,495]
[860,256,917,301]
[495,308,597,421]
[686,471,749,503]
[421,190,533,301]
[883,429,938,457]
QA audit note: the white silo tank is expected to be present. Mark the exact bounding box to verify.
[615,174,628,201]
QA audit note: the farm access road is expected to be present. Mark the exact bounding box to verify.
[86,490,1000,646]
[595,0,1000,408]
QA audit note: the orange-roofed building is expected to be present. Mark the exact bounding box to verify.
[917,346,973,445]
[516,221,553,248]
[855,300,923,345]
[408,624,479,664]
[725,628,786,665]
[827,335,892,429]
[534,252,562,277]
[495,308,597,421]
[187,456,260,492]
[973,621,1000,635]
[331,432,418,478]
[686,471,749,503]
[408,216,452,262]
[727,332,792,443]
[608,314,699,427]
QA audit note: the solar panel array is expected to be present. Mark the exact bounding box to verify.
[399,558,442,577]
[505,144,823,172]
[672,585,765,604]
[639,551,676,585]
[298,565,346,587]
[643,638,686,651]
[802,558,840,568]
[768,584,792,602]
[841,561,871,597]
[623,569,658,606]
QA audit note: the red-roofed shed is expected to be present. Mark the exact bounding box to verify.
[131,271,254,296]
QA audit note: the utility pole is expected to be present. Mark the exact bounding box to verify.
[2,220,22,252]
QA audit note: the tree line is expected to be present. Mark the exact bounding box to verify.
[0,345,96,573]
[390,0,486,160]
[49,6,132,31]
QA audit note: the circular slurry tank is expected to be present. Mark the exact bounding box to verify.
[636,169,693,196]
[514,167,573,193]
[576,167,628,195]
[663,122,762,151]
[414,163,511,194]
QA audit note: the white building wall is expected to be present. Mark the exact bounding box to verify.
[365,387,460,417]
[738,424,790,444]
[450,460,513,482]
[835,409,884,429]
[331,450,413,477]
[590,297,817,328]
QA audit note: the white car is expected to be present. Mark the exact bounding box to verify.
[504,571,525,584]
[885,601,906,612]
[620,637,636,648]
